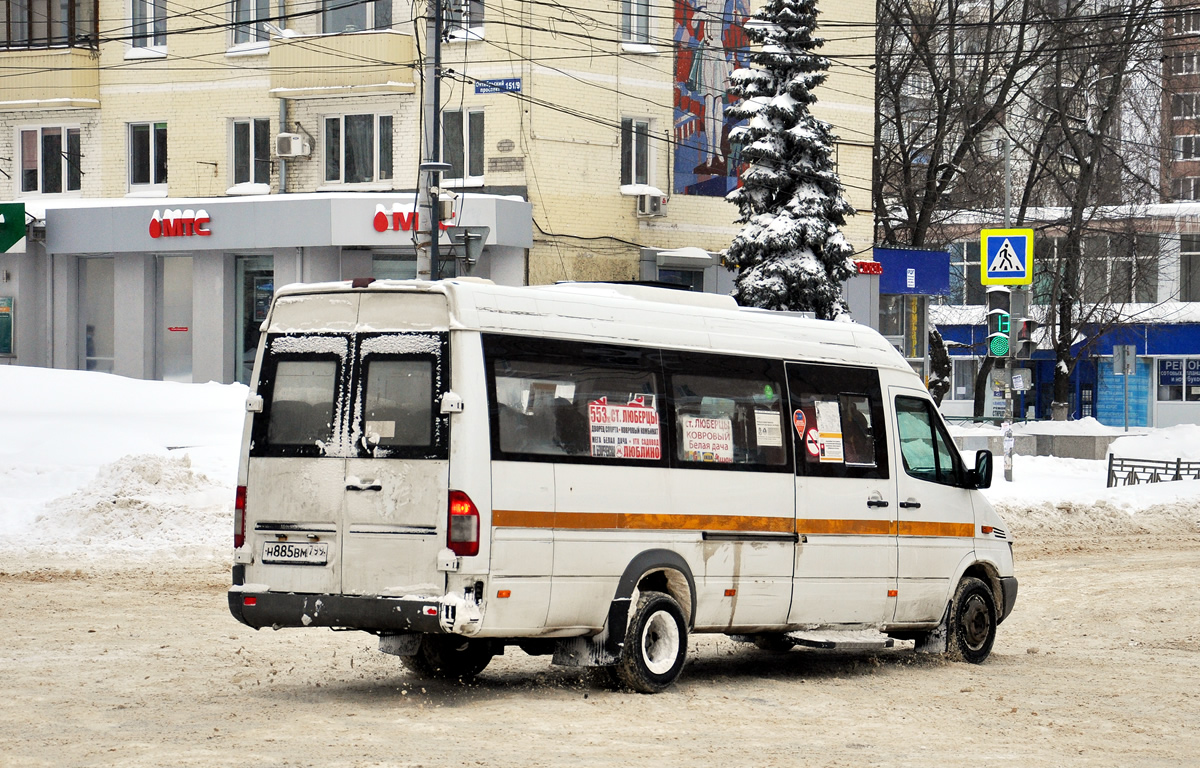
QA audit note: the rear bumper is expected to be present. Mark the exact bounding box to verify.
[999,576,1019,623]
[228,588,450,634]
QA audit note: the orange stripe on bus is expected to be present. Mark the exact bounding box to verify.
[492,509,793,534]
[898,521,975,538]
[493,510,975,539]
[798,519,895,536]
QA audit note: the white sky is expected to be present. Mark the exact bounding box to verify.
[0,366,1195,562]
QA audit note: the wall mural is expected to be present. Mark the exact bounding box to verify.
[674,0,751,197]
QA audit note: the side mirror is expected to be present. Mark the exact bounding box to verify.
[970,450,993,489]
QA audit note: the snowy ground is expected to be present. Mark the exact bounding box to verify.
[3,365,1198,563]
[3,367,1199,766]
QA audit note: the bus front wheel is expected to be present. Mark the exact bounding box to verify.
[947,577,997,664]
[614,590,688,693]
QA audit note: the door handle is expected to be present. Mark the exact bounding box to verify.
[866,499,889,508]
[346,482,382,492]
[899,500,922,509]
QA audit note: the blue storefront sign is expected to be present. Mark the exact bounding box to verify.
[1159,358,1184,387]
[475,78,521,94]
[874,248,951,295]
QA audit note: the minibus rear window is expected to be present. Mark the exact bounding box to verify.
[363,359,434,448]
[266,360,338,447]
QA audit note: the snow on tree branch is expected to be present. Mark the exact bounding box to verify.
[724,0,855,321]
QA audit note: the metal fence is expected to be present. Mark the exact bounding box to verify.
[1106,455,1200,488]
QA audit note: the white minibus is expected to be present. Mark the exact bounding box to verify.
[229,279,1017,692]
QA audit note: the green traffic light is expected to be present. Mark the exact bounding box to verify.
[990,335,1010,356]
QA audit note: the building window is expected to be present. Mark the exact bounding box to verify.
[1176,10,1200,35]
[324,114,392,184]
[1170,52,1200,75]
[950,358,978,400]
[233,118,271,185]
[1172,93,1200,120]
[621,117,650,186]
[19,126,82,195]
[132,0,167,48]
[1157,358,1200,402]
[443,109,484,184]
[621,0,649,43]
[322,0,390,33]
[0,0,97,48]
[945,241,984,305]
[446,0,483,37]
[232,0,270,44]
[82,257,115,373]
[128,122,167,190]
[657,268,703,291]
[1182,235,1200,302]
[1175,135,1200,160]
[1174,177,1200,201]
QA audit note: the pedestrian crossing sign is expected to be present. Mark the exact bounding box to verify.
[981,228,1033,285]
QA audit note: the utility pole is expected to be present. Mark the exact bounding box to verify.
[418,0,447,280]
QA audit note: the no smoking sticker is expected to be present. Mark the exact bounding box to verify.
[805,428,821,457]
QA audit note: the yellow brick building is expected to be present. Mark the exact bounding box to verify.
[0,0,875,382]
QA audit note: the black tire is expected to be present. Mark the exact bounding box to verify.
[614,590,688,693]
[752,633,796,652]
[400,635,495,681]
[947,577,997,664]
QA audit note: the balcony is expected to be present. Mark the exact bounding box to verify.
[0,48,99,110]
[268,31,417,100]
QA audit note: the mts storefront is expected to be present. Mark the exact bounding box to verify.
[4,193,531,384]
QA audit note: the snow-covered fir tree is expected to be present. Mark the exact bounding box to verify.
[724,0,856,321]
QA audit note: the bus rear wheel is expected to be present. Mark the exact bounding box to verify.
[400,635,495,681]
[614,591,688,693]
[947,577,997,664]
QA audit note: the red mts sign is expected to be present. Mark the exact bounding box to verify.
[372,205,455,233]
[149,209,212,239]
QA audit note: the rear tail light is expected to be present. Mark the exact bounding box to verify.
[234,485,247,549]
[447,490,480,557]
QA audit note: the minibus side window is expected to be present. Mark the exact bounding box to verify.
[670,373,787,467]
[895,396,963,486]
[363,359,434,447]
[839,394,876,468]
[786,362,888,480]
[491,358,662,461]
[266,359,338,448]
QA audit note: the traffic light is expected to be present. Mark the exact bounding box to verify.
[986,287,1011,357]
[1014,318,1038,359]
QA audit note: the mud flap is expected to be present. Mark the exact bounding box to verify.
[551,596,630,667]
[915,603,951,654]
[379,633,421,657]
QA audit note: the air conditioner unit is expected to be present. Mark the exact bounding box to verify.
[636,193,667,217]
[275,133,311,158]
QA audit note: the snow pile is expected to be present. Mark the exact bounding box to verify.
[22,454,233,560]
[0,365,246,562]
[1108,423,1200,461]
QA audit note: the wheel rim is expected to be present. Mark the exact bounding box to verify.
[960,593,992,651]
[640,609,681,675]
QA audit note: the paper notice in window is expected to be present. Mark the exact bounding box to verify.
[754,410,783,447]
[815,400,844,463]
[587,398,661,460]
[682,417,734,462]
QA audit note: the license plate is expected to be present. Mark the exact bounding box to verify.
[261,540,328,565]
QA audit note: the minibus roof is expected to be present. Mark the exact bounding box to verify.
[272,279,915,375]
